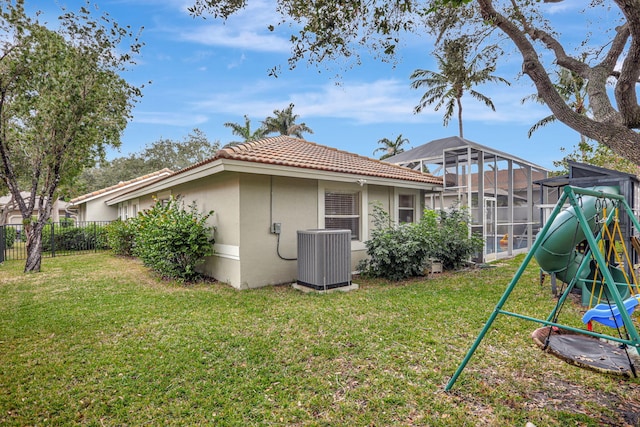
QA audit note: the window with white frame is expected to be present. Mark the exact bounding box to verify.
[131,200,139,218]
[325,190,360,240]
[398,194,415,223]
[118,202,128,220]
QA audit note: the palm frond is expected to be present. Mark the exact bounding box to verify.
[527,115,557,138]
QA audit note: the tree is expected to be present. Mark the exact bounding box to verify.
[410,37,509,138]
[522,68,588,139]
[523,67,638,175]
[0,1,142,272]
[262,103,314,138]
[141,128,219,171]
[374,134,410,160]
[555,142,640,176]
[189,0,640,166]
[223,115,267,145]
[74,129,219,196]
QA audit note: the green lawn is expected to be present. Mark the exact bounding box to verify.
[1,254,639,426]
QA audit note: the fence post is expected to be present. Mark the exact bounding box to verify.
[0,225,5,263]
[50,223,55,258]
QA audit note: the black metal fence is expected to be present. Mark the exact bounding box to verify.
[0,221,111,262]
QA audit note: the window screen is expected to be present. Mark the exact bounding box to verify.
[325,191,360,240]
[398,194,415,223]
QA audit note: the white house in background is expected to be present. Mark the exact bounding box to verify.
[69,168,173,222]
[104,136,443,289]
[0,192,71,224]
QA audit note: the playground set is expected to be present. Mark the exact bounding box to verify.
[446,185,640,390]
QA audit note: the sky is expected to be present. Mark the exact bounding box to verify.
[33,0,613,171]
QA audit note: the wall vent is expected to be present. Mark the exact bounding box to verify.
[297,229,351,290]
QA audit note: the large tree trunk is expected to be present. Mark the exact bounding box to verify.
[476,0,640,166]
[24,221,45,273]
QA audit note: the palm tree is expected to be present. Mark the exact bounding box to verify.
[410,37,510,138]
[374,134,410,160]
[262,103,314,138]
[223,115,267,145]
[522,68,588,139]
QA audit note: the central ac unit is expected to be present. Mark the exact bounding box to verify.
[297,229,351,290]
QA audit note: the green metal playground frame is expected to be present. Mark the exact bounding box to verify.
[446,185,640,391]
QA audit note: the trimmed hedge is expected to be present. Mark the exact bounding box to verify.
[105,219,137,257]
[3,226,16,249]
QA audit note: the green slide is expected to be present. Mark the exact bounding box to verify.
[534,186,629,305]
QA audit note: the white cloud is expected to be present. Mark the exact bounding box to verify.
[190,77,547,127]
[133,111,209,126]
[293,80,419,123]
[167,0,293,54]
[461,84,553,125]
[544,1,575,14]
[227,53,246,69]
[191,79,413,122]
[179,26,290,53]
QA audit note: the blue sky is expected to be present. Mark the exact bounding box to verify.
[36,0,606,171]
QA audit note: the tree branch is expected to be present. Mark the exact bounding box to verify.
[477,0,584,124]
[475,0,640,165]
[613,0,640,126]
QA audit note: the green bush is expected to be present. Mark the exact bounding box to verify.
[105,219,137,257]
[357,204,431,281]
[133,197,215,281]
[358,204,483,280]
[3,226,16,249]
[59,217,75,227]
[418,207,484,271]
[42,223,109,252]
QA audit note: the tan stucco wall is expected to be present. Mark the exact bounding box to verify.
[238,174,318,289]
[112,171,437,289]
[356,185,392,268]
[4,204,71,224]
[84,199,119,222]
[158,173,242,287]
[367,184,392,227]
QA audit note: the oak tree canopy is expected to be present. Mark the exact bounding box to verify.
[190,0,640,166]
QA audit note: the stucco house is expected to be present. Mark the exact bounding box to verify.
[104,136,443,289]
[69,168,173,222]
[0,192,72,225]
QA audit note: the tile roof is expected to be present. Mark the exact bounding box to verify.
[177,136,443,185]
[70,168,173,204]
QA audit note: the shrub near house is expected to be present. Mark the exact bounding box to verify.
[358,204,483,281]
[107,197,215,281]
[421,207,484,271]
[105,219,136,257]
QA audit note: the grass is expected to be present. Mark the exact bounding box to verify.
[1,254,640,426]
